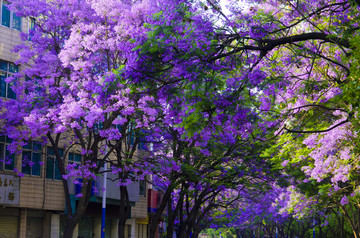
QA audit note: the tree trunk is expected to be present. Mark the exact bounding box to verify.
[167,187,186,238]
[192,230,200,238]
[62,176,76,238]
[149,187,174,238]
[63,218,78,238]
[118,222,126,238]
[63,177,93,237]
[118,185,131,238]
[166,198,174,238]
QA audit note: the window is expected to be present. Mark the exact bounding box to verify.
[24,76,44,96]
[22,141,42,176]
[127,128,146,150]
[68,152,82,168]
[0,60,17,99]
[1,0,21,30]
[137,133,145,150]
[0,136,14,170]
[128,132,135,146]
[29,17,35,29]
[127,124,135,146]
[46,147,63,180]
[139,180,146,196]
[28,17,35,40]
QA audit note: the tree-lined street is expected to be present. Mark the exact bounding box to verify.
[1,0,360,237]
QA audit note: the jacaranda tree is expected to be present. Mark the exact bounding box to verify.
[2,0,161,237]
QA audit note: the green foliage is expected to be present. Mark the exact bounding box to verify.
[344,35,360,134]
[202,228,237,238]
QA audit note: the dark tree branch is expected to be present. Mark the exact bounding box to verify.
[211,32,351,61]
[286,104,348,113]
[284,119,349,134]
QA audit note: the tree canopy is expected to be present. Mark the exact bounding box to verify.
[2,0,360,237]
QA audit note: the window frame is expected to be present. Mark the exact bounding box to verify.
[137,133,145,150]
[22,141,42,176]
[68,152,82,169]
[0,0,22,31]
[0,59,18,99]
[46,147,63,180]
[27,17,35,40]
[139,179,146,197]
[0,136,15,171]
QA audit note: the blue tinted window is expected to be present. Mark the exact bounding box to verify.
[7,83,16,99]
[1,1,21,31]
[47,147,54,156]
[8,63,19,73]
[47,147,63,157]
[0,72,7,98]
[47,147,63,180]
[4,150,15,170]
[0,60,7,71]
[0,137,15,171]
[0,60,17,99]
[69,152,82,163]
[74,154,82,162]
[32,152,41,176]
[1,1,10,27]
[33,142,42,151]
[54,159,61,180]
[22,141,43,176]
[12,14,21,30]
[46,157,53,179]
[28,18,35,40]
[30,18,35,30]
[22,151,32,175]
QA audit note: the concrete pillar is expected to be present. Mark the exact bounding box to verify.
[18,208,27,238]
[93,217,102,238]
[111,219,118,238]
[50,214,60,238]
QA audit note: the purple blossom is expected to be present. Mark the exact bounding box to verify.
[340,196,349,205]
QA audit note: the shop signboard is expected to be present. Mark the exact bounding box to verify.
[0,174,19,205]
